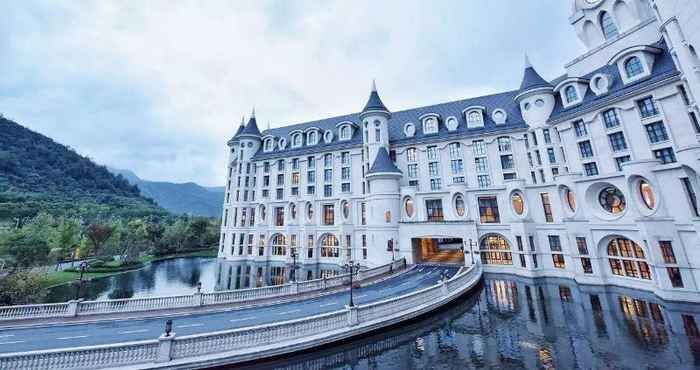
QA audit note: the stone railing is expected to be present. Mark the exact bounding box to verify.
[0,261,481,370]
[0,258,406,322]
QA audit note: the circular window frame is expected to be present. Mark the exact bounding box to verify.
[404,122,416,137]
[323,130,334,143]
[445,116,459,131]
[559,185,577,216]
[492,109,508,124]
[341,200,350,220]
[259,204,267,223]
[403,196,415,220]
[453,193,467,218]
[590,73,611,96]
[523,102,531,111]
[629,176,659,216]
[509,190,527,218]
[278,138,287,149]
[290,202,297,221]
[306,202,315,223]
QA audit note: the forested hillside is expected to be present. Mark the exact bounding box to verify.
[0,115,165,223]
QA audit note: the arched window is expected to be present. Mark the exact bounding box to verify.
[624,56,644,78]
[271,234,287,256]
[600,11,619,40]
[479,234,513,265]
[292,134,302,147]
[340,125,350,140]
[320,234,340,258]
[423,117,438,134]
[607,237,652,280]
[307,131,317,145]
[265,139,274,151]
[467,111,482,126]
[565,85,579,104]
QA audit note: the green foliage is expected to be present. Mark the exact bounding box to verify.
[0,270,46,305]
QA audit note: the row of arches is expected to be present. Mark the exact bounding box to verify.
[269,232,340,258]
[478,233,654,282]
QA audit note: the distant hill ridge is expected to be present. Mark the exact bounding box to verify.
[0,116,165,221]
[108,168,223,218]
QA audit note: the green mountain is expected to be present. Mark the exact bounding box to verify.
[0,115,165,223]
[109,168,223,218]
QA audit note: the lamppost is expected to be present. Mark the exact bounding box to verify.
[343,261,361,307]
[164,319,173,337]
[290,250,298,282]
[196,281,202,294]
[74,261,89,300]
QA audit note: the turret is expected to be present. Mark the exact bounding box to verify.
[514,56,555,129]
[236,108,262,162]
[364,147,402,266]
[359,81,391,167]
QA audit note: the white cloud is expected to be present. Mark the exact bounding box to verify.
[0,0,583,186]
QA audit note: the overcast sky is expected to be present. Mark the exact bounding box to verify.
[0,1,585,186]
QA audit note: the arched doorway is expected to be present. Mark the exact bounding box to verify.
[479,234,513,265]
[319,233,340,258]
[270,233,287,257]
[606,236,652,280]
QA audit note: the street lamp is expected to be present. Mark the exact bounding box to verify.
[290,250,298,282]
[74,261,89,300]
[164,319,173,337]
[343,261,362,307]
[196,281,202,294]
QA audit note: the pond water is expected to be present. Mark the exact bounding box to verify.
[44,258,700,368]
[44,257,346,302]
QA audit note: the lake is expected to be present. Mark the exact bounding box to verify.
[45,258,700,368]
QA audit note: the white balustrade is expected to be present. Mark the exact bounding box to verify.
[0,261,481,370]
[0,259,406,322]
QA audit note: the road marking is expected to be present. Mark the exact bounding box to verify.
[0,340,25,345]
[279,309,301,315]
[230,317,256,323]
[320,302,337,307]
[119,329,149,334]
[356,294,367,298]
[57,335,88,340]
[176,323,203,328]
[0,334,14,338]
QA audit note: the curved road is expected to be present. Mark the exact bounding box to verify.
[0,265,458,354]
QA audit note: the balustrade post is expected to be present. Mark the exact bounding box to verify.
[291,281,298,294]
[156,333,176,362]
[66,299,82,317]
[440,280,449,296]
[193,292,203,306]
[322,275,327,290]
[345,305,359,326]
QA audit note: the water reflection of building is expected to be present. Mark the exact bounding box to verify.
[214,259,344,291]
[239,275,700,369]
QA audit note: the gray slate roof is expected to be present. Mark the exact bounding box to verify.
[240,116,262,137]
[362,89,390,114]
[519,66,553,91]
[367,147,402,175]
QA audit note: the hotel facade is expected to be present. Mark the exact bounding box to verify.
[219,0,700,302]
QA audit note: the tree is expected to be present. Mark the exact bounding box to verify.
[117,219,148,262]
[0,270,46,305]
[85,223,113,256]
[188,218,211,248]
[0,231,50,268]
[49,217,80,262]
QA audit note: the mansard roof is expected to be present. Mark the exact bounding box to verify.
[549,39,678,122]
[250,40,679,161]
[367,147,402,175]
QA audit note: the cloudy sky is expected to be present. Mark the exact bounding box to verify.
[0,1,585,186]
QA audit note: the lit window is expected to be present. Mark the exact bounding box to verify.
[454,194,465,217]
[479,234,512,265]
[639,180,656,210]
[478,196,500,223]
[607,237,651,280]
[404,197,414,218]
[426,199,444,222]
[565,187,576,212]
[599,186,626,214]
[511,193,525,215]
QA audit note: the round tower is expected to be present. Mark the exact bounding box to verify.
[359,81,392,181]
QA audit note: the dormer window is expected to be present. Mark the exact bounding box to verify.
[292,133,302,148]
[307,131,318,146]
[423,117,438,134]
[600,11,618,40]
[565,85,579,104]
[340,125,351,140]
[624,56,644,79]
[463,107,485,129]
[264,138,274,152]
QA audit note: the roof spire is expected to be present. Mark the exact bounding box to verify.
[266,120,271,131]
[360,79,391,119]
[524,54,532,69]
[371,79,377,92]
[251,107,256,119]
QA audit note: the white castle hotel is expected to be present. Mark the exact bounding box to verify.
[219,0,700,302]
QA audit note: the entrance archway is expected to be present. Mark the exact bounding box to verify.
[411,237,464,264]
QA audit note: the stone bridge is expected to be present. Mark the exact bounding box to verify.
[0,259,482,370]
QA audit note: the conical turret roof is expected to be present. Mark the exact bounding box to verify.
[239,108,261,137]
[360,80,391,118]
[367,147,401,175]
[518,55,552,92]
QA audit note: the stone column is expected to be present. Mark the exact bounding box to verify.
[157,333,176,363]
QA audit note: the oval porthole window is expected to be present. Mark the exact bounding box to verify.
[306,202,314,222]
[342,200,350,219]
[454,194,466,217]
[639,180,656,210]
[404,197,414,218]
[511,193,525,215]
[599,186,626,214]
[290,203,297,220]
[523,102,531,111]
[565,187,577,212]
[535,99,545,107]
[260,205,266,221]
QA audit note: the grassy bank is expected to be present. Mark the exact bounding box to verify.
[41,249,217,288]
